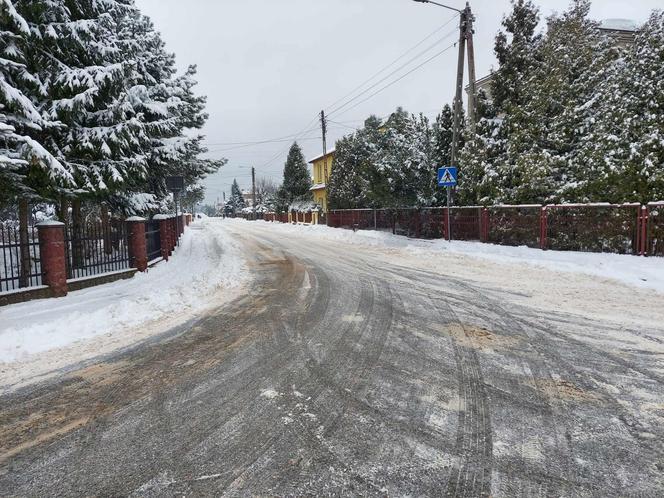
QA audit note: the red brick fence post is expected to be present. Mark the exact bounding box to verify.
[153,214,171,260]
[126,217,148,272]
[36,221,68,297]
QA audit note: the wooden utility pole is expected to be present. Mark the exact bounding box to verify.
[251,166,257,220]
[320,110,328,182]
[465,2,477,130]
[450,8,467,168]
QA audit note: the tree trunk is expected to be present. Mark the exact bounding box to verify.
[101,203,112,255]
[72,199,84,270]
[18,199,31,288]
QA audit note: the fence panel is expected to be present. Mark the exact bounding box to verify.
[0,222,43,293]
[420,208,445,239]
[145,219,162,262]
[546,204,640,254]
[487,205,541,248]
[449,207,482,241]
[65,219,130,279]
[648,202,664,256]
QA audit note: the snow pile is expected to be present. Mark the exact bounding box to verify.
[0,219,248,364]
[240,219,664,293]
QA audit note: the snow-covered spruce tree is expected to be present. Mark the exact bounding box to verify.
[509,0,618,204]
[360,108,434,209]
[457,90,502,205]
[18,0,149,200]
[280,142,312,205]
[410,113,437,207]
[370,107,414,208]
[0,0,73,205]
[116,8,224,211]
[578,11,664,203]
[228,179,245,213]
[327,116,382,210]
[485,0,541,204]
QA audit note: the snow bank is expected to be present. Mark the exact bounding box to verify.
[237,219,664,293]
[0,219,248,364]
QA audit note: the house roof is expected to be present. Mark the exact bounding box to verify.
[310,183,327,191]
[308,148,335,164]
[600,19,638,32]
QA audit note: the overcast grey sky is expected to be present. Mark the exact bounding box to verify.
[134,0,659,205]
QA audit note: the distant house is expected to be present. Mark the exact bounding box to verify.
[464,18,639,112]
[309,148,335,214]
[241,189,254,207]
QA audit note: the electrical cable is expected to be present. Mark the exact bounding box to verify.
[329,42,457,120]
[326,27,459,118]
[324,13,459,113]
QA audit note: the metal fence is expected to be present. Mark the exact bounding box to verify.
[325,203,663,257]
[65,219,130,280]
[0,222,43,292]
[544,204,640,254]
[145,219,162,262]
[487,205,541,248]
[648,202,664,257]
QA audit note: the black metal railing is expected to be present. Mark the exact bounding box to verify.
[65,219,130,280]
[146,219,162,262]
[0,222,43,293]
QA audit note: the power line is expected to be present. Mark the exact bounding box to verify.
[256,117,321,170]
[324,13,459,114]
[205,136,321,153]
[329,42,457,120]
[326,27,459,118]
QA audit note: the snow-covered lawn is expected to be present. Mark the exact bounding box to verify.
[238,219,664,293]
[0,219,248,388]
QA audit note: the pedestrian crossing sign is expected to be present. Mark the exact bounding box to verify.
[438,167,458,187]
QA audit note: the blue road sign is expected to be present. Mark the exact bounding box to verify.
[438,167,458,187]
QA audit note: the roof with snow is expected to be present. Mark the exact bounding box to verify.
[308,148,335,164]
[600,19,638,32]
[310,183,327,191]
[289,200,321,213]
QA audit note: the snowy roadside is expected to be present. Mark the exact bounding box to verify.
[231,219,664,294]
[0,218,249,390]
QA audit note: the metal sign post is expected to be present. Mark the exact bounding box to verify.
[438,167,458,242]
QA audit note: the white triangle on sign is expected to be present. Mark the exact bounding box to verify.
[442,170,454,183]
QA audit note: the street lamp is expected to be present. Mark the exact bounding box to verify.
[412,0,477,242]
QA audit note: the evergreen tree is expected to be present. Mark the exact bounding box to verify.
[491,0,541,112]
[509,0,617,204]
[486,0,541,204]
[457,90,501,205]
[5,0,221,214]
[229,179,245,212]
[327,116,381,209]
[280,142,312,204]
[578,11,664,203]
[0,0,73,203]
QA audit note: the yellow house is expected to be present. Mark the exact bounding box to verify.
[309,148,334,214]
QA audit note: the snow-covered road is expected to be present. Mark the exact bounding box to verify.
[1,218,663,496]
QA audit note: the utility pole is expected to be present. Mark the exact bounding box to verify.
[450,7,467,168]
[320,110,328,182]
[251,166,257,221]
[465,2,477,130]
[413,0,477,242]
